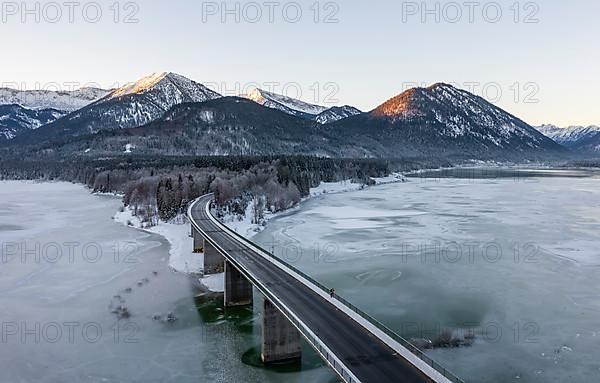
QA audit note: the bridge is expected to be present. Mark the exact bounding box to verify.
[188,194,465,383]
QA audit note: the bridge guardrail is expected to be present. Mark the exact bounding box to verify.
[196,197,466,383]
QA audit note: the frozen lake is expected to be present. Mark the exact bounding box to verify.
[2,170,600,383]
[0,182,330,383]
[253,168,600,383]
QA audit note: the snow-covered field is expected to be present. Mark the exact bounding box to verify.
[309,173,406,197]
[113,207,220,289]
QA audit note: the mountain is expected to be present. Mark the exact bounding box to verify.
[245,88,328,119]
[8,83,567,161]
[315,105,362,124]
[10,72,222,144]
[33,97,324,157]
[537,124,600,148]
[0,104,65,142]
[321,83,564,158]
[0,87,109,112]
[570,133,600,153]
[244,88,361,123]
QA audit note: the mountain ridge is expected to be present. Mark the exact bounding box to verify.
[0,87,110,112]
[244,88,362,123]
[3,78,568,161]
[538,124,600,153]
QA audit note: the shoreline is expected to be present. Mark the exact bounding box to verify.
[109,163,548,292]
[109,172,411,293]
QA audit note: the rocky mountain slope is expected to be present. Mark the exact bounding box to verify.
[245,88,328,118]
[315,105,362,124]
[0,105,65,142]
[244,88,362,123]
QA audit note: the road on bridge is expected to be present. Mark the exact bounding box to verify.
[190,194,442,383]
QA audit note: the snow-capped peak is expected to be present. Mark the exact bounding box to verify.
[371,83,469,120]
[245,88,329,118]
[367,82,558,149]
[315,105,362,124]
[105,72,221,103]
[537,124,600,145]
[108,72,170,99]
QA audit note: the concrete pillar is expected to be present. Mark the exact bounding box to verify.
[224,260,253,307]
[204,240,224,274]
[192,226,204,253]
[261,299,302,364]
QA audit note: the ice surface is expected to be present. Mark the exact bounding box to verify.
[0,181,339,383]
[252,170,600,383]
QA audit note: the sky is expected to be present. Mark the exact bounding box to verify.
[1,0,598,127]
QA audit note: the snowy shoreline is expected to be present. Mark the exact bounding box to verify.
[112,200,282,293]
[111,172,409,293]
[100,163,526,291]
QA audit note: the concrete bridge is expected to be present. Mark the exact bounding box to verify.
[188,194,465,383]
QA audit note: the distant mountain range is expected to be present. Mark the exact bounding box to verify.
[537,124,600,153]
[0,72,579,160]
[0,87,109,112]
[0,87,109,142]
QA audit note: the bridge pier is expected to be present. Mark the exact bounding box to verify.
[261,299,302,364]
[224,260,253,307]
[204,240,225,274]
[192,226,204,253]
[192,226,224,274]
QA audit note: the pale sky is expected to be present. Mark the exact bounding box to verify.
[1,0,598,127]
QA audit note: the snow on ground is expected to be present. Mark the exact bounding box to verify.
[200,273,225,292]
[219,200,269,238]
[373,173,406,185]
[310,180,364,197]
[113,201,271,293]
[93,190,124,197]
[111,173,408,293]
[309,173,406,197]
[113,207,204,275]
[124,143,135,153]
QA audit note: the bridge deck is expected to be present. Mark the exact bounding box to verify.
[190,195,444,383]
